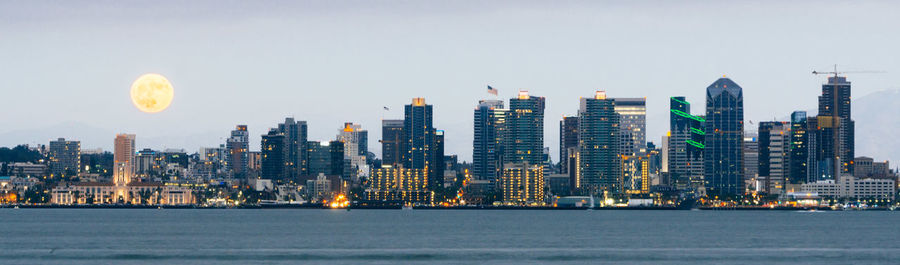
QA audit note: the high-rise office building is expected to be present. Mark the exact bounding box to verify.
[613,98,647,156]
[307,140,345,177]
[113,134,136,186]
[667,96,705,190]
[814,76,855,180]
[261,128,288,182]
[307,141,330,176]
[473,99,506,183]
[704,77,744,196]
[789,112,809,184]
[504,91,545,165]
[381,119,404,166]
[743,133,758,192]
[337,122,368,180]
[277,118,308,178]
[577,91,621,195]
[48,138,80,177]
[559,116,578,174]
[434,130,445,187]
[226,125,250,176]
[758,121,790,194]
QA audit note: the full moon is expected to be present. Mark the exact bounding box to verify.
[130,73,174,113]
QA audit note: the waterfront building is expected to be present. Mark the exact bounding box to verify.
[622,154,651,194]
[546,173,571,196]
[51,134,193,205]
[743,133,758,192]
[226,125,250,176]
[559,116,578,176]
[789,112,809,184]
[48,138,80,178]
[306,174,332,202]
[500,163,544,205]
[473,100,506,184]
[381,119,404,166]
[113,134,136,188]
[337,122,369,180]
[613,98,647,156]
[261,129,289,182]
[403,97,443,190]
[434,130,445,186]
[758,121,790,194]
[667,96,705,191]
[577,91,621,195]
[365,166,432,204]
[277,118,308,178]
[813,76,855,180]
[704,77,744,196]
[503,91,545,165]
[800,176,895,199]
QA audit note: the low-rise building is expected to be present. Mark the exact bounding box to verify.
[801,176,895,199]
[500,164,544,205]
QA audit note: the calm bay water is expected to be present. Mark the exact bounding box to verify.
[1,209,897,264]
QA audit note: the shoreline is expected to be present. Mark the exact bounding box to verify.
[0,204,893,211]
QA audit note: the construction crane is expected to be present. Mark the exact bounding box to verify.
[811,65,884,180]
[812,64,885,77]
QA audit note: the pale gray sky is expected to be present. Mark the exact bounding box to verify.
[2,1,899,162]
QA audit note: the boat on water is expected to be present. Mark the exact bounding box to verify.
[402,205,413,210]
[587,195,595,211]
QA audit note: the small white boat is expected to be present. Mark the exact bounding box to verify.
[402,205,413,210]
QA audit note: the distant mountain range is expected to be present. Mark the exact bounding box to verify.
[853,89,900,166]
[0,122,223,153]
[1,90,898,166]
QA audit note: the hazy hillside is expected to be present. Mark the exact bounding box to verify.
[853,89,900,166]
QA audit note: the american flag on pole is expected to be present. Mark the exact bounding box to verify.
[487,85,498,95]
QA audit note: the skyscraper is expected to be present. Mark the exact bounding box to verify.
[403,98,437,190]
[815,76,855,180]
[758,121,790,194]
[559,116,578,174]
[48,138,80,177]
[789,111,809,184]
[113,134,136,187]
[277,118,308,178]
[667,96,705,190]
[226,125,250,176]
[499,91,545,203]
[261,128,288,182]
[577,91,621,195]
[473,99,506,183]
[434,130,445,187]
[743,133,758,192]
[381,119,404,167]
[613,98,647,156]
[307,140,345,177]
[337,122,368,180]
[504,91,545,165]
[704,77,744,196]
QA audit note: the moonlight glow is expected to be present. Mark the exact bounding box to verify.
[130,73,174,113]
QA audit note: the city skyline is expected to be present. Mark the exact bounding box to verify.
[4,1,900,163]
